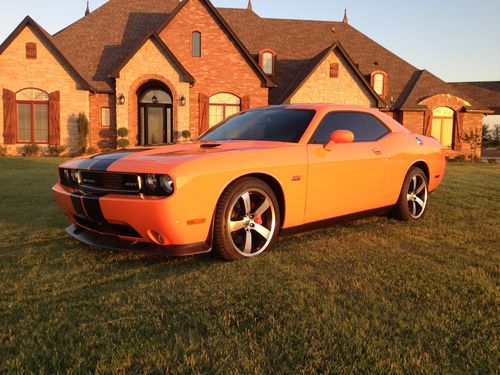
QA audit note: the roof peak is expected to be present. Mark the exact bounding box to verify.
[342,8,348,24]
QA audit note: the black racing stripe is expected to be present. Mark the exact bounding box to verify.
[82,195,105,222]
[70,192,86,218]
[87,149,153,171]
[76,159,97,170]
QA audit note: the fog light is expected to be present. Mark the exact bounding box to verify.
[148,230,166,245]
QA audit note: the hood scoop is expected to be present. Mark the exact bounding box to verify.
[200,142,222,149]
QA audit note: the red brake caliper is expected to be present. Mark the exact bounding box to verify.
[251,201,263,225]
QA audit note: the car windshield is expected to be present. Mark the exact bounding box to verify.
[199,107,317,143]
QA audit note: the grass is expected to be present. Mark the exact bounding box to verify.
[0,157,498,374]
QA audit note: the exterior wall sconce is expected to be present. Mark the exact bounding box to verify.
[117,94,126,105]
[178,95,187,106]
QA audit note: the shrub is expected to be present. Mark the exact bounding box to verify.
[77,113,89,154]
[117,127,129,138]
[461,128,482,161]
[85,146,98,155]
[182,130,191,140]
[117,138,130,149]
[100,147,115,153]
[21,144,40,157]
[0,145,7,157]
[46,145,67,157]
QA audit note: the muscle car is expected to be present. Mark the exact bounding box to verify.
[52,104,446,260]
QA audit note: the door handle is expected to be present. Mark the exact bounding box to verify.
[372,147,382,155]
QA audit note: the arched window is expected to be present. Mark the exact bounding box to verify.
[371,71,388,97]
[431,107,454,148]
[16,88,49,143]
[192,31,201,57]
[209,93,241,127]
[259,50,276,76]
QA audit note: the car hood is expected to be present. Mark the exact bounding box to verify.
[61,141,289,171]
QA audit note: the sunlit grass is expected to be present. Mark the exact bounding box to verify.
[0,157,498,373]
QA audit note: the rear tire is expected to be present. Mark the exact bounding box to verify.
[393,167,429,221]
[213,177,280,261]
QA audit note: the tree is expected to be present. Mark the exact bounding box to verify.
[482,124,491,145]
[461,128,482,161]
[491,124,500,146]
[77,113,89,154]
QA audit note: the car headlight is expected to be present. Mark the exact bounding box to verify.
[159,175,174,195]
[141,174,175,196]
[63,169,71,183]
[70,170,80,184]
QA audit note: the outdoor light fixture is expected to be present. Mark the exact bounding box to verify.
[178,95,187,106]
[152,91,159,104]
[117,94,126,105]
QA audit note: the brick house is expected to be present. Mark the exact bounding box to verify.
[0,0,496,155]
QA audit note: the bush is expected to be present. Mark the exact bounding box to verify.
[117,138,130,149]
[77,113,89,154]
[117,127,129,138]
[85,146,98,155]
[100,147,115,153]
[46,145,67,157]
[0,145,7,157]
[181,130,191,140]
[21,144,40,157]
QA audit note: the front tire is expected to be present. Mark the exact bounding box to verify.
[394,167,429,221]
[213,178,280,261]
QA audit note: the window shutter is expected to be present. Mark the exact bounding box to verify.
[2,89,17,144]
[199,93,209,134]
[423,109,432,136]
[241,96,250,111]
[48,91,61,145]
[26,43,37,59]
[453,112,464,151]
[330,63,339,78]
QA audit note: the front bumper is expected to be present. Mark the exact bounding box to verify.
[66,225,211,256]
[52,182,214,255]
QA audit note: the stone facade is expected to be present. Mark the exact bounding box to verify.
[115,38,191,145]
[289,50,377,107]
[0,26,89,153]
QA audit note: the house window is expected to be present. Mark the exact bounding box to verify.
[16,88,49,143]
[209,93,241,127]
[431,107,454,148]
[371,71,388,97]
[26,43,37,59]
[101,107,111,127]
[330,63,339,78]
[192,31,201,57]
[259,50,276,76]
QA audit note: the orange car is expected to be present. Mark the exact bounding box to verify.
[53,104,446,260]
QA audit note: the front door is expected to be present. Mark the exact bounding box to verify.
[138,84,173,146]
[139,104,172,145]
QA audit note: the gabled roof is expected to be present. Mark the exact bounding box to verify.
[54,0,182,92]
[155,0,274,88]
[279,41,385,107]
[449,81,500,115]
[398,70,486,111]
[109,32,195,84]
[0,16,93,90]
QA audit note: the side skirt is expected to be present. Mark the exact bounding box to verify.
[280,206,393,237]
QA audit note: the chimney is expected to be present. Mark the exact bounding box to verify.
[342,8,349,24]
[85,0,90,16]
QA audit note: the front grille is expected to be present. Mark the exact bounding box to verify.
[79,171,141,193]
[74,216,142,238]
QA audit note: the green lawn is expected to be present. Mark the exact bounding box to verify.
[0,157,498,374]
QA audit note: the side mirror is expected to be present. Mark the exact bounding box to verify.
[324,130,355,151]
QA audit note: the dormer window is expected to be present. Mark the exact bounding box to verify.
[259,49,277,76]
[371,71,388,98]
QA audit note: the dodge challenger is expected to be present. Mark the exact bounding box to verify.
[53,104,446,260]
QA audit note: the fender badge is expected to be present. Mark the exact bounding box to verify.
[292,175,302,182]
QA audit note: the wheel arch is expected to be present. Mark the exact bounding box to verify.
[218,173,286,229]
[408,160,429,181]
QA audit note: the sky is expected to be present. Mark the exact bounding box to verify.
[0,0,499,83]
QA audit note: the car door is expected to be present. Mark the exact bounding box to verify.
[305,111,390,223]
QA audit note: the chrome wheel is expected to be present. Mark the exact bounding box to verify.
[406,174,428,219]
[227,188,277,257]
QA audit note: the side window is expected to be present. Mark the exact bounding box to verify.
[311,112,390,144]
